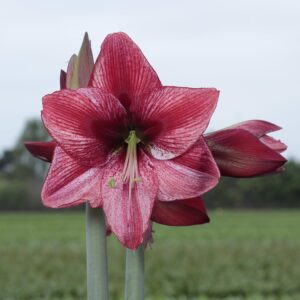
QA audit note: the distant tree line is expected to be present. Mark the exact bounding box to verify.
[0,119,299,211]
[205,161,300,208]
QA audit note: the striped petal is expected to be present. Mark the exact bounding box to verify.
[133,86,219,159]
[42,147,102,208]
[101,150,158,249]
[42,88,128,167]
[152,137,220,201]
[89,32,161,110]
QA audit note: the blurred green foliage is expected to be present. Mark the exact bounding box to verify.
[0,119,299,210]
[0,211,299,299]
[0,119,48,210]
[205,160,300,208]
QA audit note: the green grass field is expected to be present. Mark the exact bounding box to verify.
[0,210,300,300]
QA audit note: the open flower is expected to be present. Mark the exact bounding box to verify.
[205,120,287,177]
[26,119,287,229]
[34,32,219,249]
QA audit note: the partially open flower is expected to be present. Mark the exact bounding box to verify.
[205,120,287,177]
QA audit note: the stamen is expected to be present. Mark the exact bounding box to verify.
[121,130,141,199]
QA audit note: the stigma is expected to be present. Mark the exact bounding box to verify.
[121,130,141,198]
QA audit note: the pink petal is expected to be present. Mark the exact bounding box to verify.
[60,70,67,89]
[152,137,220,201]
[89,32,161,110]
[205,128,287,177]
[42,87,128,167]
[260,135,287,153]
[24,141,56,163]
[42,147,102,208]
[228,120,281,137]
[133,86,219,159]
[101,150,158,249]
[151,197,209,226]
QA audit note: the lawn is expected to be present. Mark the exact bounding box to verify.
[0,210,300,299]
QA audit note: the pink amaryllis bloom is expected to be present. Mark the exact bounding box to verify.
[34,32,219,249]
[205,120,287,177]
[26,119,287,230]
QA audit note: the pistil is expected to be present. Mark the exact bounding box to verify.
[121,130,141,199]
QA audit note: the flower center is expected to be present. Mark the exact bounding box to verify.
[107,130,141,194]
[122,130,141,186]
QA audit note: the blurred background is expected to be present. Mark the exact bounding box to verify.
[0,0,299,299]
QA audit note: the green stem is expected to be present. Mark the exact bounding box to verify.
[86,204,109,300]
[125,243,145,300]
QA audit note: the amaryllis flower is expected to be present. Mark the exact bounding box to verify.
[205,120,287,177]
[31,32,219,249]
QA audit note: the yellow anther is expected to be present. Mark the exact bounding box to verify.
[132,177,141,183]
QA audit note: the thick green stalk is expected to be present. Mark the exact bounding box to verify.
[86,204,109,300]
[124,243,145,300]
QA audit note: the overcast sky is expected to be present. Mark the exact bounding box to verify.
[0,0,299,159]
